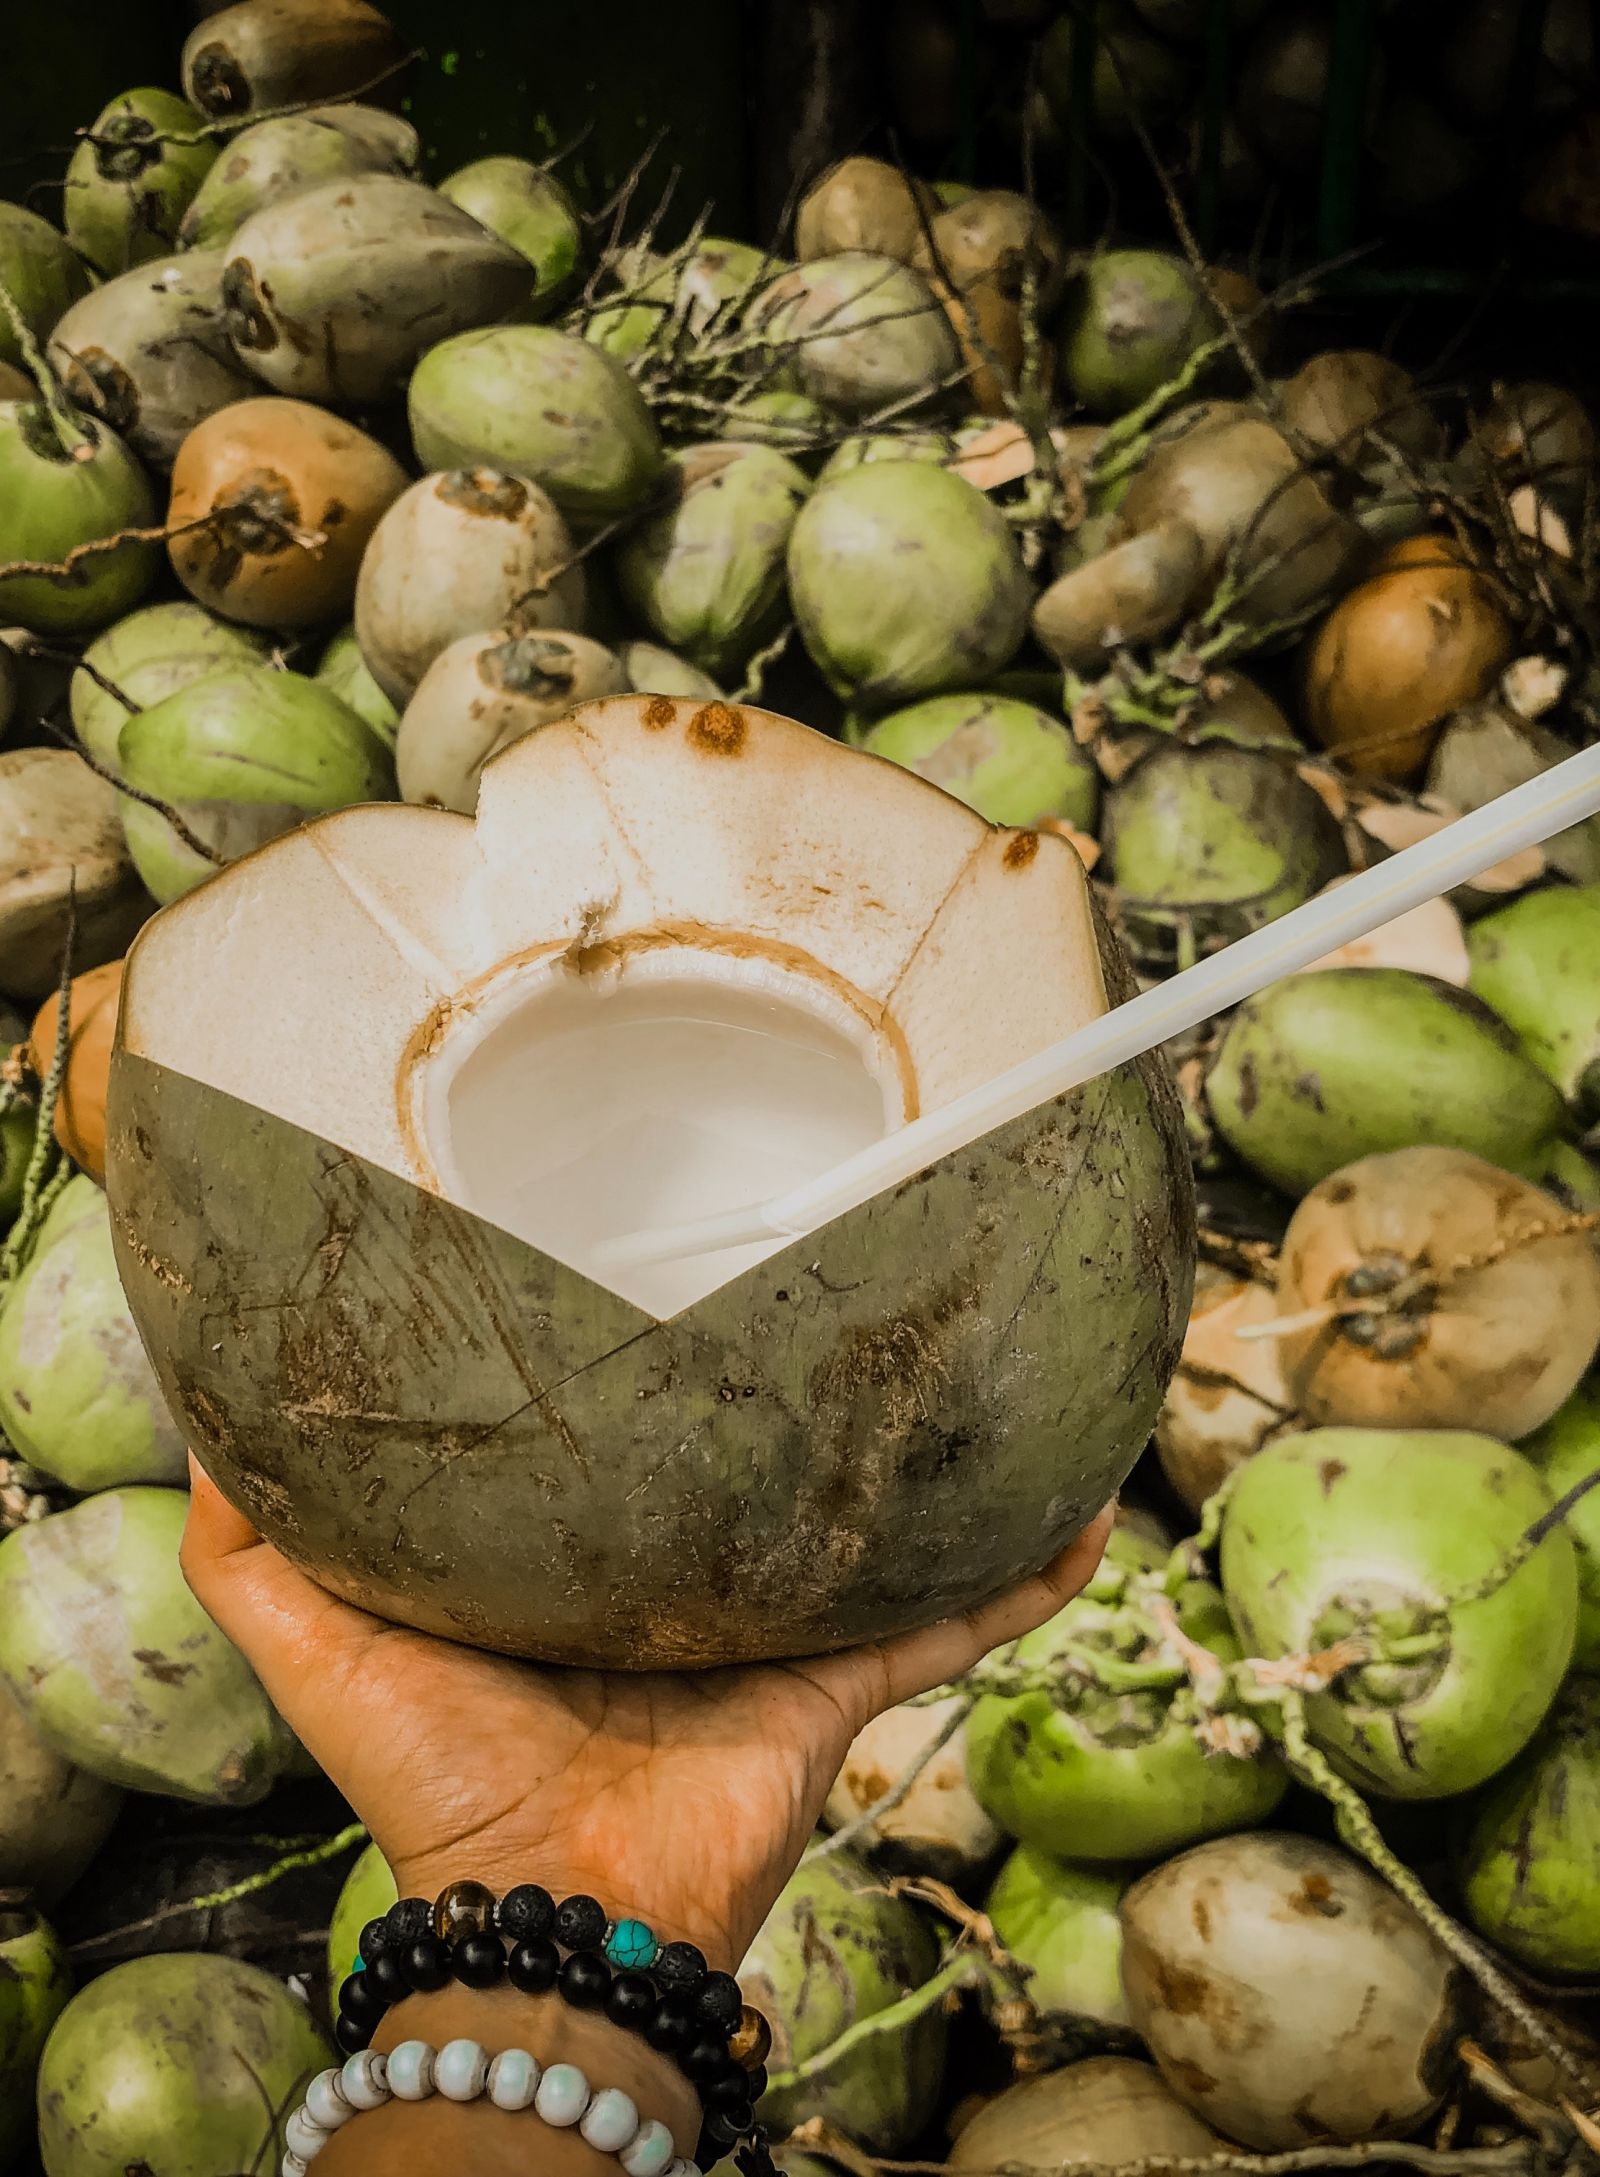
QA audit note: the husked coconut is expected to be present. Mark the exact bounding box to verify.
[355,469,583,705]
[1154,1263,1292,1513]
[397,630,629,814]
[105,694,1192,1665]
[822,1695,1000,1880]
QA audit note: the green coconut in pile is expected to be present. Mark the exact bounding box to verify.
[0,1902,71,2168]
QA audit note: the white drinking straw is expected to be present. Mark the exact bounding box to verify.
[594,741,1600,1275]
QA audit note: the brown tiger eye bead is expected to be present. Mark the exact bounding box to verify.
[728,2005,772,2070]
[433,1879,498,1943]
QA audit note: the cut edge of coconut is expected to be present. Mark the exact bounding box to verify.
[115,694,1109,1318]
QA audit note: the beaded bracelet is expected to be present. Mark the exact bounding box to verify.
[280,2039,699,2177]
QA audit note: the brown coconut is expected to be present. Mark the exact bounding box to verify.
[1154,1263,1293,1514]
[1279,350,1445,470]
[167,397,409,629]
[822,1694,1000,1880]
[0,751,147,1003]
[27,958,123,1184]
[794,157,939,263]
[1275,1144,1600,1440]
[182,0,407,119]
[1302,534,1517,782]
[1032,519,1203,673]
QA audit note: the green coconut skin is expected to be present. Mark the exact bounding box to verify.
[1206,968,1571,1197]
[64,88,218,277]
[722,388,830,454]
[0,1050,32,1224]
[315,624,401,747]
[0,1486,289,1804]
[0,1174,187,1492]
[71,599,271,771]
[36,1951,331,2176]
[178,105,420,251]
[1102,742,1346,955]
[616,443,810,676]
[984,1847,1134,2027]
[0,1904,72,2168]
[410,325,665,524]
[105,893,1193,1668]
[1456,1677,1600,1979]
[0,205,92,370]
[618,640,724,703]
[788,463,1033,709]
[0,405,158,636]
[117,666,396,903]
[439,156,583,316]
[818,428,958,483]
[1466,884,1600,1117]
[967,1532,1287,1860]
[1058,250,1219,417]
[1220,1428,1578,1801]
[326,1842,397,1992]
[740,1845,947,2152]
[865,694,1100,830]
[1522,1384,1600,1671]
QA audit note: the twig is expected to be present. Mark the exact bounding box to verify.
[68,1820,368,1956]
[763,1950,1002,2096]
[0,896,72,1292]
[38,710,226,866]
[810,1698,974,1863]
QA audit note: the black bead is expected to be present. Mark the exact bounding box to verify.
[401,1936,452,1993]
[703,2106,749,2148]
[559,1949,611,2008]
[357,1916,390,1965]
[334,2012,371,2055]
[385,1896,433,1949]
[367,1951,407,2006]
[682,2032,730,2083]
[497,1883,555,1942]
[454,1932,506,1989]
[744,2065,769,2104]
[507,1937,560,1995]
[644,1993,696,2052]
[554,1893,607,1949]
[337,1973,383,2025]
[709,2062,754,2108]
[697,1971,744,2031]
[655,1940,708,1995]
[605,1972,657,2028]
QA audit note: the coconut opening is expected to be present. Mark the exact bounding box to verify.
[411,947,903,1315]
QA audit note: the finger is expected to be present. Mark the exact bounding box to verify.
[184,1457,261,1558]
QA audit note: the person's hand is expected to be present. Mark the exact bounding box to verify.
[183,1460,1113,1969]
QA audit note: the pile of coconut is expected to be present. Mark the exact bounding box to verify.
[6,0,1600,2167]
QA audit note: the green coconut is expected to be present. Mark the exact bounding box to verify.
[63,88,218,278]
[722,387,830,453]
[36,1950,331,2176]
[315,624,400,747]
[1206,968,1571,1196]
[740,1843,947,2152]
[47,250,257,470]
[984,1847,1133,2027]
[967,1529,1287,1860]
[788,462,1032,707]
[1220,1427,1577,1798]
[0,748,148,1004]
[585,237,774,360]
[0,1485,289,1803]
[71,599,271,772]
[617,640,724,703]
[409,324,665,523]
[0,404,158,636]
[817,427,959,483]
[864,693,1099,830]
[0,1174,186,1492]
[0,1902,71,2168]
[794,158,939,263]
[103,694,1193,1667]
[755,253,961,417]
[326,1840,397,1992]
[1103,742,1346,963]
[222,174,532,406]
[1521,1384,1600,1671]
[616,444,809,677]
[116,665,395,903]
[178,104,420,250]
[1457,1676,1600,1978]
[0,205,92,371]
[0,1047,32,1222]
[1466,884,1600,1116]
[1058,252,1220,418]
[0,1674,123,1905]
[438,155,583,316]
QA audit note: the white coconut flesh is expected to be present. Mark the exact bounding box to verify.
[116,695,1109,1315]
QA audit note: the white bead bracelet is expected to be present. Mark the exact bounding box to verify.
[280,2041,700,2177]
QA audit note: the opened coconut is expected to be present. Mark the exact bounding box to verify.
[1220,1426,1577,1798]
[167,396,408,627]
[1121,1832,1467,2146]
[794,158,939,263]
[27,958,122,1182]
[0,1674,122,1904]
[950,2057,1223,2170]
[983,1849,1133,2028]
[63,87,217,277]
[104,693,1191,1666]
[0,749,147,1003]
[863,692,1099,829]
[355,467,584,704]
[179,104,420,250]
[396,629,628,814]
[822,1695,1000,1880]
[1155,1263,1292,1514]
[1457,1676,1600,1978]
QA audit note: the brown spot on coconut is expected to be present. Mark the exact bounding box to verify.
[793,156,940,263]
[104,694,1192,1666]
[949,2056,1226,2172]
[0,750,148,1005]
[396,629,629,814]
[167,397,408,628]
[1273,1144,1600,1440]
[1032,518,1204,672]
[1302,534,1517,783]
[1120,1832,1469,2149]
[821,1694,1001,1880]
[27,958,123,1183]
[1155,1263,1293,1514]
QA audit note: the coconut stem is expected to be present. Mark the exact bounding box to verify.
[66,1820,368,1958]
[1438,1463,1600,1612]
[810,1698,975,1865]
[763,1949,1005,2097]
[0,902,72,1295]
[0,273,91,458]
[803,2130,1538,2177]
[35,711,228,867]
[735,622,792,703]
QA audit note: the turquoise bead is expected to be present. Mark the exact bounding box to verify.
[605,1918,659,1970]
[351,1954,366,1976]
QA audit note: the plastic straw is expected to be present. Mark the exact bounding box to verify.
[594,741,1600,1274]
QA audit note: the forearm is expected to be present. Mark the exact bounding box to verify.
[314,1980,704,2177]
